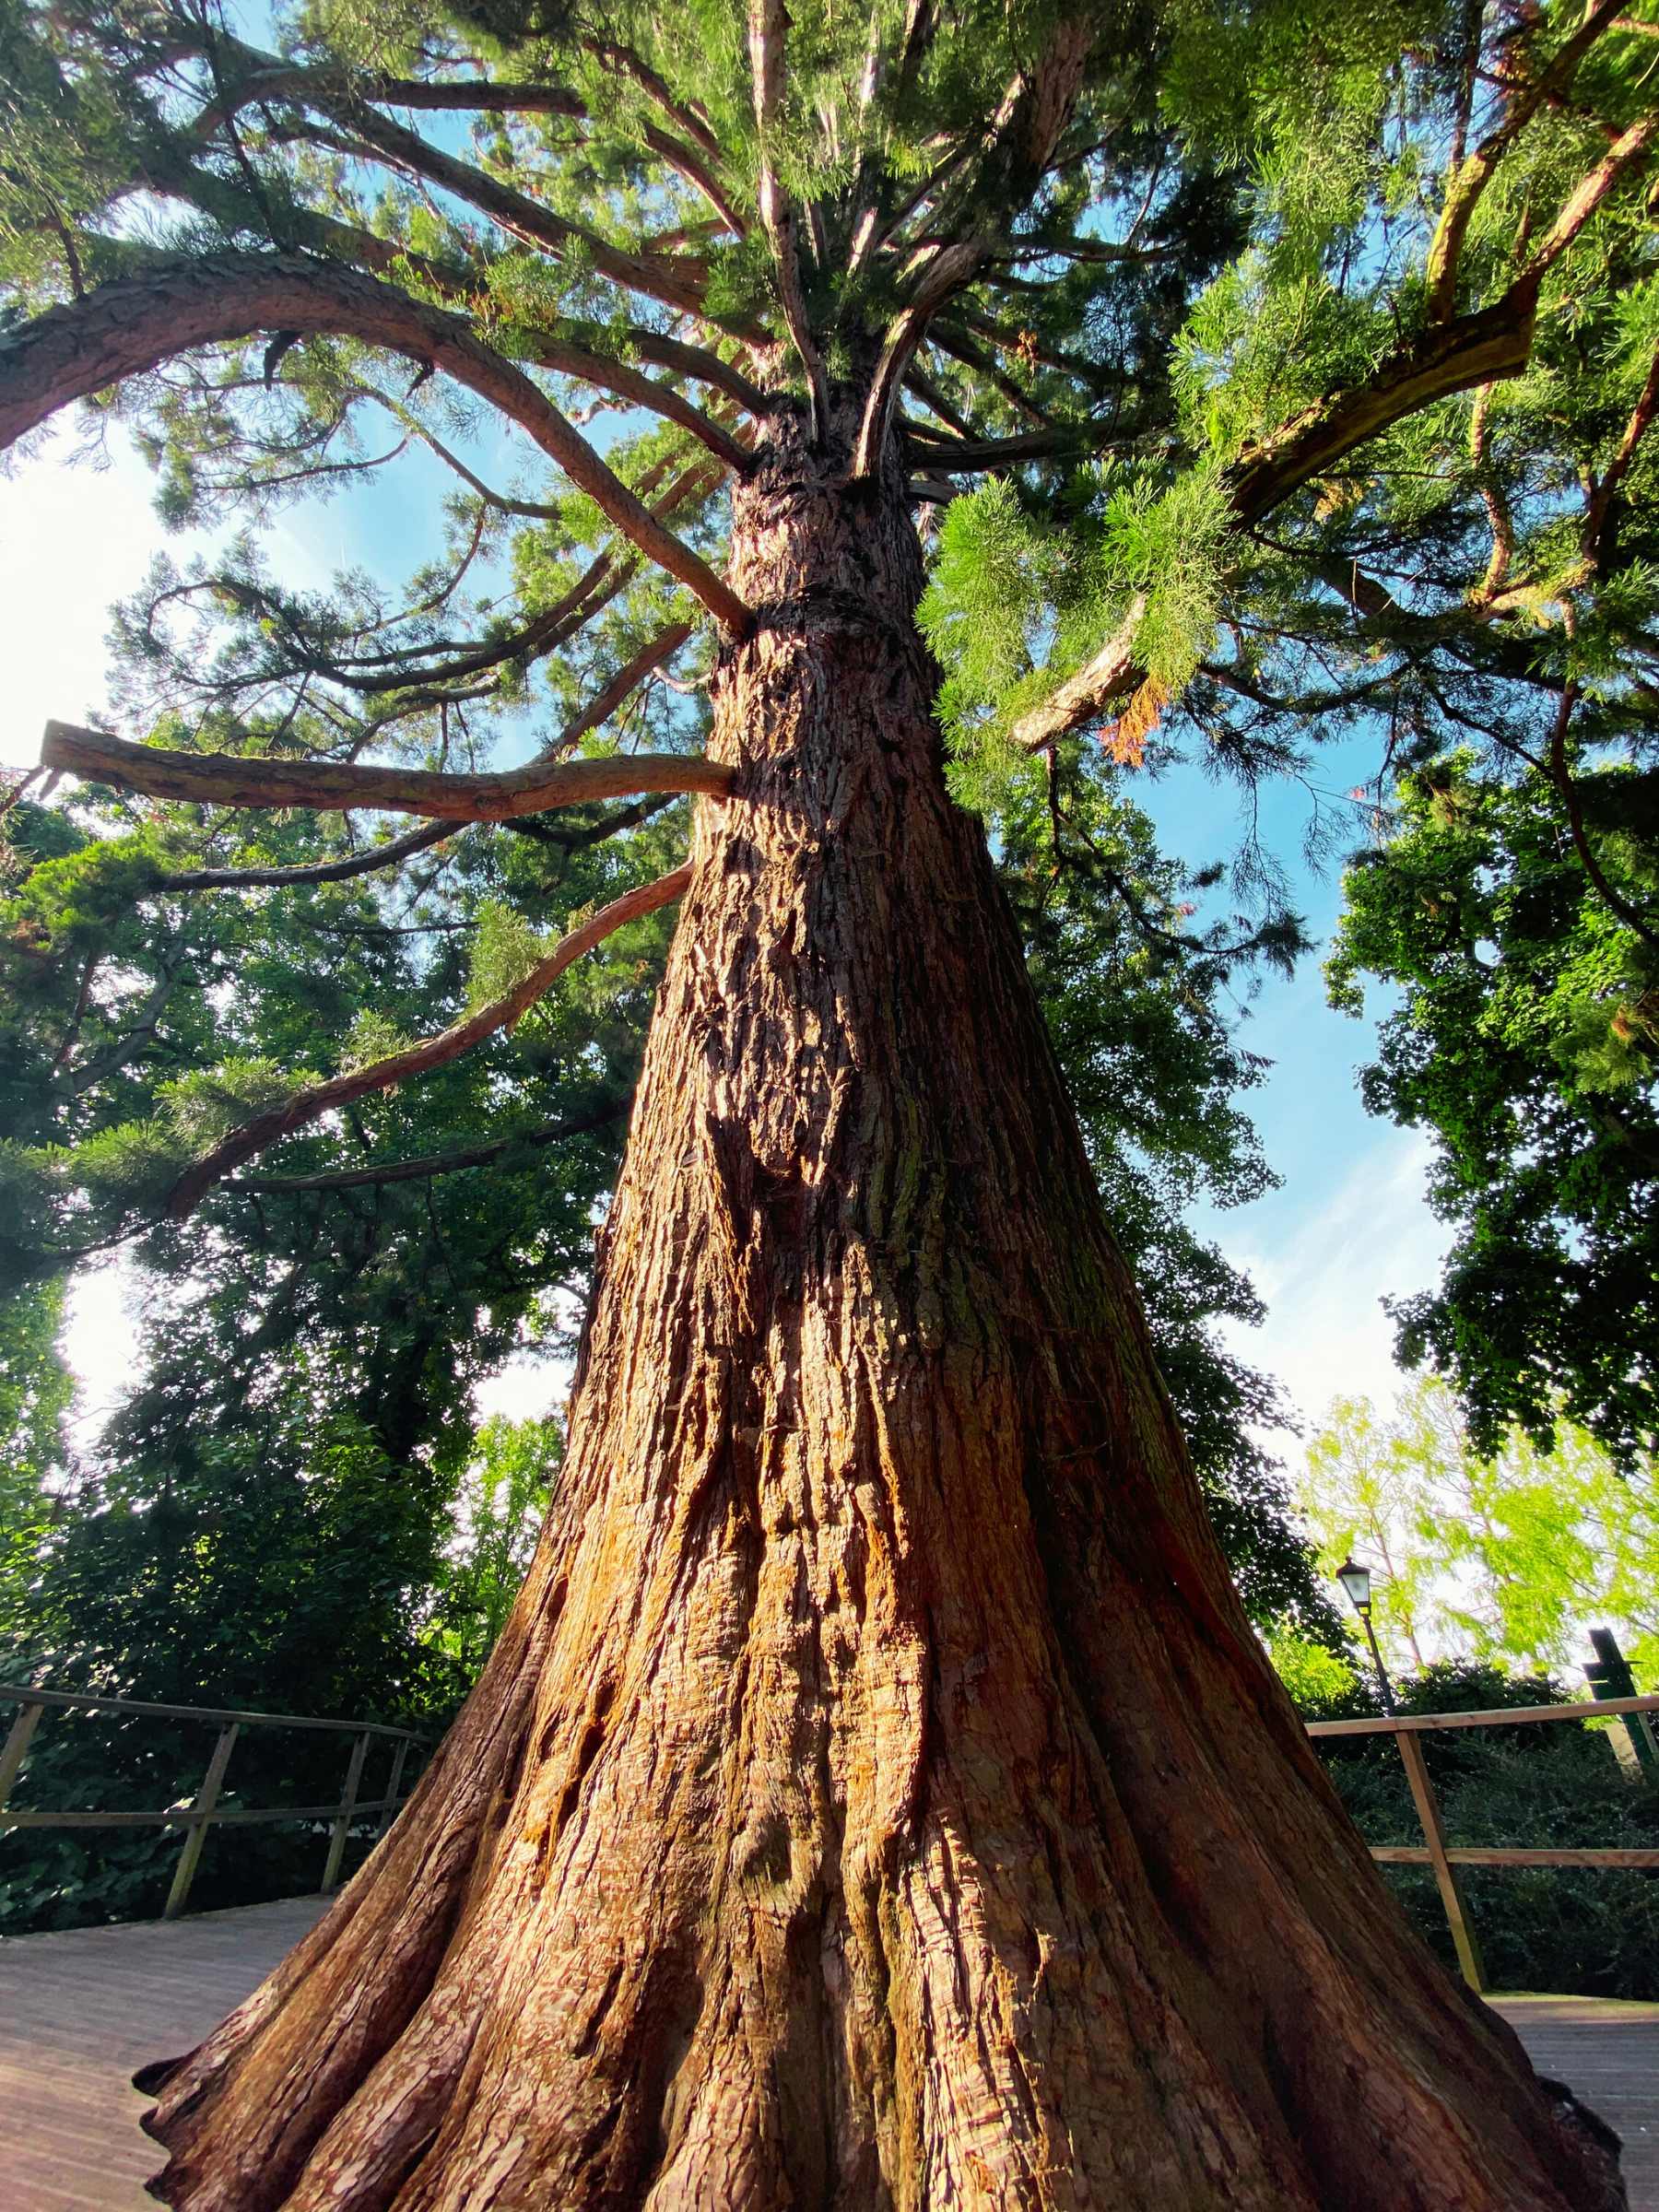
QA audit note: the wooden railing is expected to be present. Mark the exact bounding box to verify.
[1306,1692,1659,1994]
[0,1683,423,1919]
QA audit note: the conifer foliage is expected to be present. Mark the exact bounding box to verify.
[1,0,1655,2202]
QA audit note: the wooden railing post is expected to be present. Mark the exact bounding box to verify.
[322,1729,371,1894]
[377,1736,410,1840]
[1395,1727,1486,1993]
[0,1699,45,1818]
[164,1724,240,1921]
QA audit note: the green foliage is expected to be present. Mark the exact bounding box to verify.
[0,1396,563,1933]
[1327,762,1659,1463]
[921,465,1234,796]
[1299,1375,1659,1683]
[424,1413,561,1679]
[0,1276,69,1632]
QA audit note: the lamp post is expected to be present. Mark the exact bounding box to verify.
[1335,1557,1396,1714]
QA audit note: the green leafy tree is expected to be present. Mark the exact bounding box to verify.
[0,0,1651,2194]
[1329,758,1659,1465]
[1300,1373,1659,1683]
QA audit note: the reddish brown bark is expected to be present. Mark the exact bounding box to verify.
[141,414,1625,2212]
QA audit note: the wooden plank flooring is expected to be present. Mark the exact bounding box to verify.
[1489,1994,1659,2212]
[0,1895,328,2210]
[2,1907,1655,2209]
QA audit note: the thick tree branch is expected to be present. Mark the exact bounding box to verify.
[541,623,696,758]
[159,818,458,890]
[0,255,752,633]
[582,39,724,160]
[901,423,1085,466]
[165,865,691,1217]
[510,329,747,466]
[1008,595,1147,751]
[502,793,681,849]
[626,329,773,414]
[1424,0,1628,319]
[299,102,712,317]
[1582,343,1659,564]
[192,36,725,316]
[1515,110,1659,281]
[852,16,1091,477]
[748,0,830,440]
[228,1099,629,1191]
[41,724,735,820]
[1226,284,1540,524]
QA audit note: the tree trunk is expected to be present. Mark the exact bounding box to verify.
[141,411,1626,2212]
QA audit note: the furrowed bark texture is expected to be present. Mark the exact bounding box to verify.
[142,416,1624,2212]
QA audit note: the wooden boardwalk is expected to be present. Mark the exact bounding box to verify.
[1,1902,1655,2207]
[1488,1994,1659,2211]
[0,1896,329,2211]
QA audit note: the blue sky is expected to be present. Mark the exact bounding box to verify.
[0,423,1449,1441]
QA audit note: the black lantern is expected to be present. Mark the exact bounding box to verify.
[1334,1556,1394,1713]
[1335,1557,1372,1614]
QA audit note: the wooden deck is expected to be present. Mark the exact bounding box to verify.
[1488,1994,1659,2210]
[0,1895,329,2210]
[2,1903,1655,2207]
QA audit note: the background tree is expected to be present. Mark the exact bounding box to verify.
[0,0,1653,2200]
[1299,1374,1659,1686]
[1328,757,1659,1465]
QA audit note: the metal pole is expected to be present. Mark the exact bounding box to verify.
[322,1729,371,1894]
[0,1700,44,1818]
[1359,1606,1396,1713]
[164,1724,240,1921]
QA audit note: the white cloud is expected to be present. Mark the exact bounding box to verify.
[1226,1127,1448,1423]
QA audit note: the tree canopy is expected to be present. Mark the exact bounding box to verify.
[2,0,1657,1662]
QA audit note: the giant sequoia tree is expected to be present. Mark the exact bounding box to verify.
[1,0,1654,2201]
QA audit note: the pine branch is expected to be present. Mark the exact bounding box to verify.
[927,324,1050,427]
[901,424,1085,466]
[159,819,458,890]
[626,330,772,415]
[501,793,682,849]
[582,39,724,160]
[227,1099,629,1192]
[41,724,735,820]
[1225,285,1541,525]
[539,623,695,759]
[298,102,715,321]
[1514,110,1659,283]
[165,865,692,1217]
[0,255,752,633]
[1425,0,1629,320]
[512,331,747,466]
[1008,595,1147,751]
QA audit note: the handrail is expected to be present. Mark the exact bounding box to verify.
[0,1681,420,1736]
[1303,1691,1659,1999]
[0,1683,427,1919]
[1305,1691,1659,1737]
